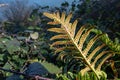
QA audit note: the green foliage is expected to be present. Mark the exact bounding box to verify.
[25,62,49,76]
[40,61,61,74]
[0,12,51,79]
[0,36,25,68]
[92,29,120,54]
[6,75,23,80]
[57,72,106,80]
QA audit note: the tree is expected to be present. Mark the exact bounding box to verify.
[1,0,33,33]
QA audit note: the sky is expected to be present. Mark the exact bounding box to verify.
[31,0,76,7]
[0,0,77,7]
[0,0,79,20]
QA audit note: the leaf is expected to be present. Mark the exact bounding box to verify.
[5,39,20,54]
[92,29,120,54]
[51,41,72,47]
[6,75,23,80]
[0,43,4,49]
[26,62,49,76]
[50,34,69,40]
[0,54,4,61]
[30,32,39,40]
[3,62,11,69]
[48,28,65,34]
[40,61,61,74]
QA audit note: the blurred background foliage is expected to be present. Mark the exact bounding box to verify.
[0,0,119,80]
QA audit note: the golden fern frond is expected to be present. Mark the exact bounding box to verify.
[48,28,65,33]
[51,41,73,47]
[44,12,114,79]
[55,47,77,53]
[50,34,69,40]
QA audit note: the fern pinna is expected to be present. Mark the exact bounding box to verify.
[44,12,114,79]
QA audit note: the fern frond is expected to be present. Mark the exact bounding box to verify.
[78,27,93,50]
[48,28,65,34]
[83,35,102,56]
[50,34,69,40]
[87,44,106,61]
[74,25,85,44]
[44,12,114,79]
[51,41,73,47]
